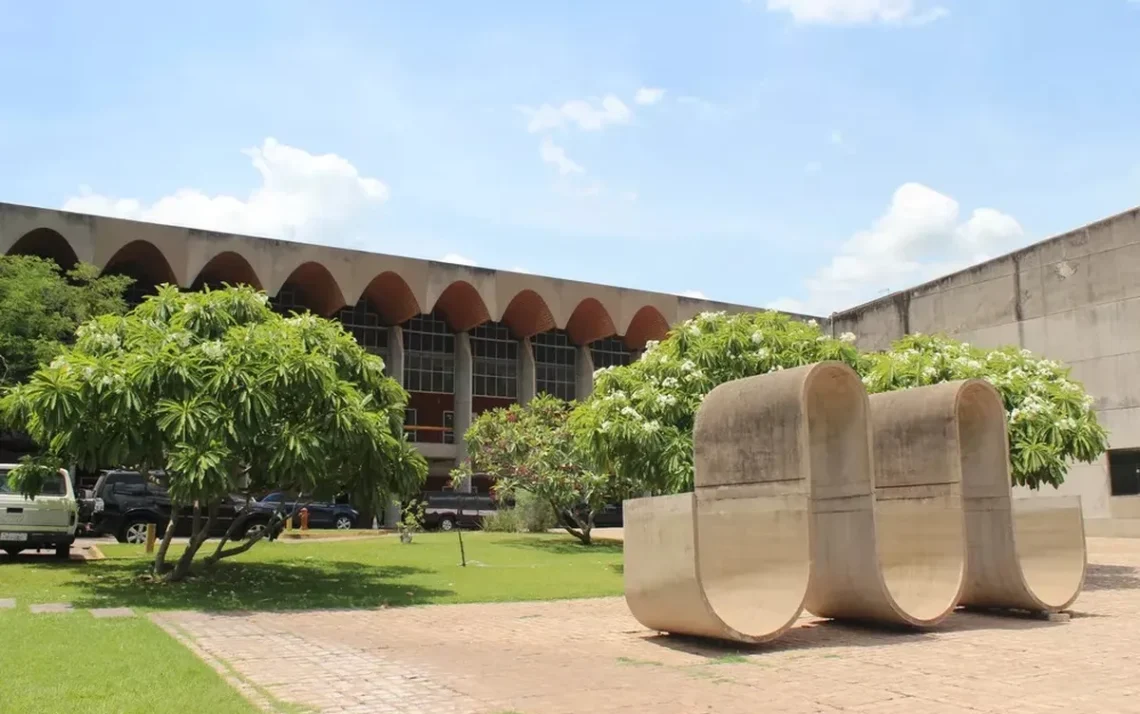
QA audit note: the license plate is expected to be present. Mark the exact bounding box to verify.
[0,532,28,542]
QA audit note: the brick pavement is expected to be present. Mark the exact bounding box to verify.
[155,537,1140,714]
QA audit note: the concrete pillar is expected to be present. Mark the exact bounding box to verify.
[384,325,405,528]
[575,345,594,400]
[519,337,536,405]
[454,331,473,493]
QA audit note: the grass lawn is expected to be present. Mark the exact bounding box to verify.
[0,608,261,714]
[0,532,624,611]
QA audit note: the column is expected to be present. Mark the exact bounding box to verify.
[575,345,595,400]
[518,337,536,405]
[384,325,405,528]
[454,331,474,493]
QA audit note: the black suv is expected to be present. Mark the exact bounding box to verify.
[258,492,360,530]
[90,470,278,543]
[420,491,498,531]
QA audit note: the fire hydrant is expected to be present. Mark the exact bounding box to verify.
[299,507,310,531]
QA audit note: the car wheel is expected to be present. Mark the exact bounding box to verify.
[439,516,455,532]
[243,522,267,541]
[122,521,151,545]
[335,515,354,530]
[1,546,24,556]
[54,542,71,559]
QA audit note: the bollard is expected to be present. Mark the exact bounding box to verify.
[145,523,157,553]
[300,507,309,531]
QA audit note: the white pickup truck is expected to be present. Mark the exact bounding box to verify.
[0,464,78,558]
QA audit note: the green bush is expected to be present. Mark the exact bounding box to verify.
[480,508,522,532]
[515,489,557,533]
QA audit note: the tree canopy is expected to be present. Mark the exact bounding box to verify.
[571,310,1107,493]
[2,284,426,579]
[453,394,636,544]
[0,255,132,387]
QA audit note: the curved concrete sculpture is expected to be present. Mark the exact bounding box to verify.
[623,363,1086,645]
[950,381,1087,612]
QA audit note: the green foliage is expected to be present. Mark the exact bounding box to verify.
[454,394,636,544]
[571,310,862,494]
[480,507,522,533]
[400,499,426,534]
[2,284,426,552]
[0,255,132,387]
[861,333,1108,488]
[573,310,1107,493]
[514,488,558,532]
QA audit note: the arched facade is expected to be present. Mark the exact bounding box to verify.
[565,297,617,346]
[191,250,263,290]
[623,305,671,350]
[271,262,346,317]
[358,271,421,326]
[432,280,491,333]
[500,289,556,339]
[7,228,80,270]
[104,240,178,306]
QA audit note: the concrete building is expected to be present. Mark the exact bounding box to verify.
[0,201,775,495]
[831,205,1140,534]
[5,199,1140,532]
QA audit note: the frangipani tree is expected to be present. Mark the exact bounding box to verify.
[861,333,1107,488]
[569,310,862,494]
[570,310,1107,494]
[2,285,426,580]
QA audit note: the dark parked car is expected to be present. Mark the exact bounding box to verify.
[90,470,278,543]
[559,502,623,529]
[258,492,360,530]
[420,491,498,531]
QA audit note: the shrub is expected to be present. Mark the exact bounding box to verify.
[481,507,522,533]
[514,489,558,533]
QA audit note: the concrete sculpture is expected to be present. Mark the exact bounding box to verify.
[623,362,1086,644]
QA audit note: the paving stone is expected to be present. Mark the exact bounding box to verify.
[89,607,136,619]
[153,537,1140,714]
[0,598,15,609]
[29,602,72,614]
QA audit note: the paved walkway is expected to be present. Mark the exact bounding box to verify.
[154,537,1140,714]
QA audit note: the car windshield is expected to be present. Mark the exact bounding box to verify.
[0,470,66,496]
[260,493,283,502]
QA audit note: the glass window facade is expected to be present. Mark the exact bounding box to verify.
[402,310,455,394]
[471,321,518,399]
[534,329,577,401]
[589,336,633,370]
[338,299,389,361]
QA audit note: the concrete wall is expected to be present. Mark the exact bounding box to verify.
[832,206,1140,520]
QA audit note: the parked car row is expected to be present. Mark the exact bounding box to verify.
[416,490,624,532]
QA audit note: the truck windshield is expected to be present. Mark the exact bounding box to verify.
[0,471,66,496]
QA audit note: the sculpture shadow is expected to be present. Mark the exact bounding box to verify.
[639,607,1063,657]
[1082,562,1140,591]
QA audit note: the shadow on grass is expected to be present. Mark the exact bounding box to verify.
[20,559,452,613]
[499,536,623,556]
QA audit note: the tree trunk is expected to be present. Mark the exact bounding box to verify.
[152,505,182,575]
[168,502,216,583]
[555,502,593,545]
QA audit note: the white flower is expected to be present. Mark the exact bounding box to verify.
[684,369,705,382]
[807,319,818,328]
[201,341,226,361]
[593,366,614,379]
[50,357,68,370]
[922,366,937,378]
[680,359,696,372]
[751,331,764,345]
[642,420,661,433]
[600,420,612,432]
[83,366,95,380]
[839,332,857,344]
[662,377,679,388]
[755,347,771,360]
[688,325,701,336]
[656,394,677,407]
[620,406,641,419]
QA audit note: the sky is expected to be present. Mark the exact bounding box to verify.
[2,0,1140,316]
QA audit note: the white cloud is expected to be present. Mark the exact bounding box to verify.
[770,182,1024,315]
[634,87,666,106]
[766,0,948,25]
[539,137,585,176]
[440,253,478,266]
[680,289,709,299]
[63,138,388,243]
[520,95,632,133]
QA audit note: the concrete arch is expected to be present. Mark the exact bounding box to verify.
[276,261,347,317]
[191,250,263,290]
[431,280,491,332]
[500,289,556,339]
[103,239,178,286]
[7,228,80,270]
[359,271,422,326]
[565,298,617,346]
[622,305,670,350]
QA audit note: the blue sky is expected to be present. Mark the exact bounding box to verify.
[2,1,1139,315]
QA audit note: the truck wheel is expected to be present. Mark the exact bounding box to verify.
[54,542,72,559]
[1,546,25,556]
[439,516,455,532]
